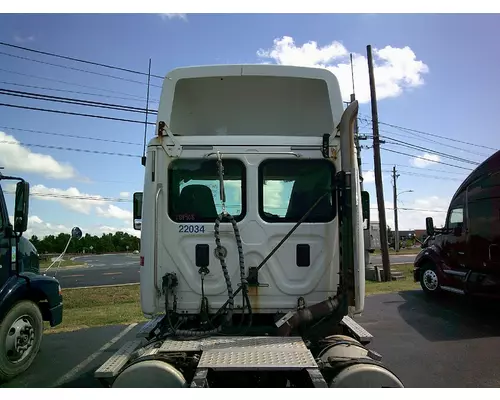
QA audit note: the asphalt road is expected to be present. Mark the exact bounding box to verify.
[369,253,417,265]
[3,290,500,388]
[44,254,140,289]
[46,252,416,289]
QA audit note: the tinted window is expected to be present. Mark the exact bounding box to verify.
[259,159,336,223]
[168,159,245,223]
[448,208,464,228]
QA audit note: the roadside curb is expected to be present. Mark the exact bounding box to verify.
[62,282,140,290]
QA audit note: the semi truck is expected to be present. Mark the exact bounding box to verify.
[0,171,82,382]
[415,149,500,298]
[95,64,404,388]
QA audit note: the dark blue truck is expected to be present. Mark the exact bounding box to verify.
[0,172,81,382]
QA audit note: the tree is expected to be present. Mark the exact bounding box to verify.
[33,231,140,255]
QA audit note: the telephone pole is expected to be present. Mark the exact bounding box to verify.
[367,44,391,281]
[392,166,399,253]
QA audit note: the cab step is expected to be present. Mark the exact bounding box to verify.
[95,339,142,379]
[340,315,373,345]
[136,314,164,338]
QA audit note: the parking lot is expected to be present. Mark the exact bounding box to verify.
[3,290,500,388]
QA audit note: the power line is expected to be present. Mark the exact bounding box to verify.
[0,41,165,80]
[378,163,467,176]
[370,207,446,213]
[378,127,491,158]
[0,87,158,115]
[382,170,463,182]
[381,147,474,171]
[0,68,150,101]
[378,134,480,166]
[0,50,162,88]
[4,190,131,203]
[365,133,481,166]
[0,102,156,125]
[360,115,498,151]
[0,81,160,103]
[0,139,141,158]
[0,126,142,146]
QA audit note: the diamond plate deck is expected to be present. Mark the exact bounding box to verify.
[158,336,308,353]
[185,336,318,371]
[198,349,317,370]
[95,339,142,378]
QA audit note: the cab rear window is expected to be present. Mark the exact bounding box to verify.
[258,159,336,223]
[168,159,246,223]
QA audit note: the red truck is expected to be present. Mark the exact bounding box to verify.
[414,150,500,298]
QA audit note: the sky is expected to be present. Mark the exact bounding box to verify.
[0,13,499,238]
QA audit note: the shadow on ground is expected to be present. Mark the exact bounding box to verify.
[396,290,500,342]
[357,290,500,388]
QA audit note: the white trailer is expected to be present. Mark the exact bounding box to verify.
[95,64,404,388]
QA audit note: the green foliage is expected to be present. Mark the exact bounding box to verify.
[31,231,140,255]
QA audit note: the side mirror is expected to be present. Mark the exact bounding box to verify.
[361,191,370,229]
[453,225,462,237]
[71,227,83,240]
[425,217,435,237]
[133,192,143,230]
[14,181,29,233]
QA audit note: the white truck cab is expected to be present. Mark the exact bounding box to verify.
[95,64,404,389]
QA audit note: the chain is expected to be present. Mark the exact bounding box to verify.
[216,151,227,215]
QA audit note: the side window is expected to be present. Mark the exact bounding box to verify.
[259,159,336,223]
[448,207,464,229]
[168,158,246,223]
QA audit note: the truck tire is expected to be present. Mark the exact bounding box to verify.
[419,262,442,295]
[0,300,44,382]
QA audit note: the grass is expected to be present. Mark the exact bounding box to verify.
[39,258,86,270]
[43,265,421,334]
[365,263,419,295]
[44,284,145,334]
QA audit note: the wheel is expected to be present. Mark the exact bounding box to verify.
[0,300,44,382]
[419,263,441,295]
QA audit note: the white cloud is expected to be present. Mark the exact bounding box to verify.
[363,170,375,183]
[257,36,429,103]
[22,215,72,239]
[14,35,35,43]
[96,204,133,221]
[159,13,187,21]
[29,184,107,214]
[0,131,77,179]
[410,152,440,168]
[119,191,130,198]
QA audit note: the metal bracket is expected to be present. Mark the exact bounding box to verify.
[158,121,182,157]
[322,134,330,158]
[190,368,209,388]
[244,267,269,288]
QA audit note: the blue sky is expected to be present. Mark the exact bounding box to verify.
[0,13,498,237]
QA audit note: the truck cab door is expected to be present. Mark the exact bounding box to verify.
[441,191,467,272]
[466,171,500,295]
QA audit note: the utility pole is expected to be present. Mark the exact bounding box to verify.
[392,166,399,253]
[367,44,391,281]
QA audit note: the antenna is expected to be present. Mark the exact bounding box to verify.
[350,53,355,96]
[141,58,152,167]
